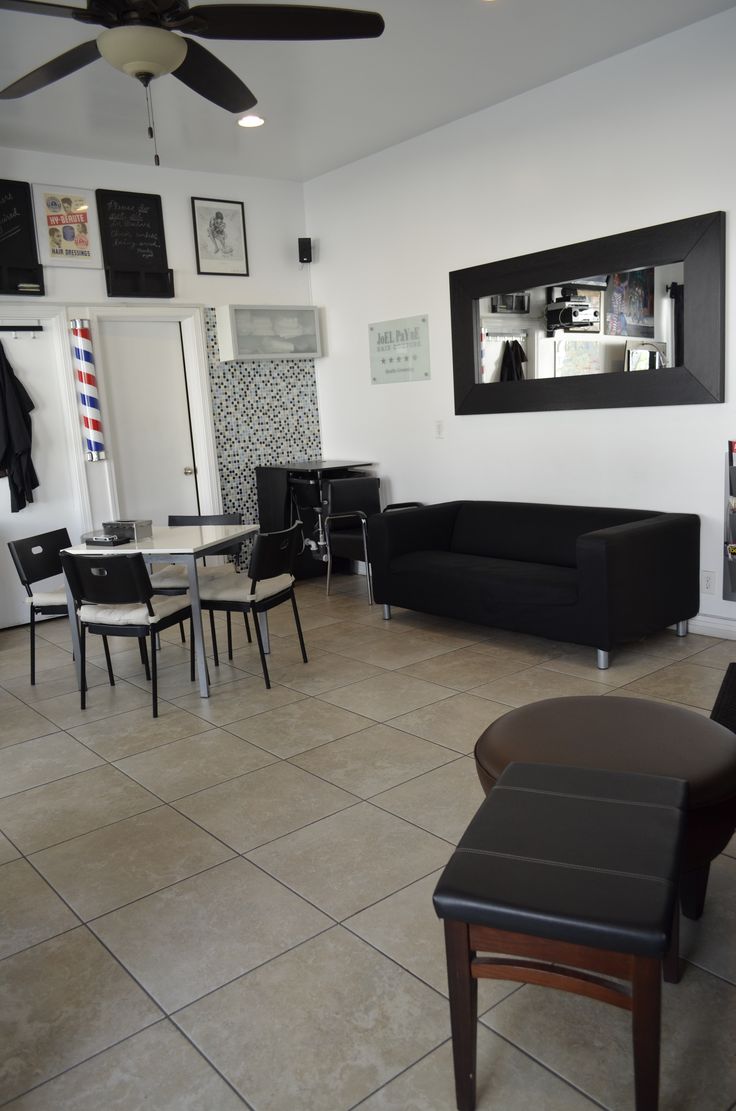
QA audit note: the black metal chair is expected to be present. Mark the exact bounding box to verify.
[61,552,193,718]
[323,478,422,603]
[8,527,71,684]
[148,512,252,661]
[198,522,307,689]
[323,476,382,602]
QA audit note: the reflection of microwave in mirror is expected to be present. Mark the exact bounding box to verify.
[487,292,530,314]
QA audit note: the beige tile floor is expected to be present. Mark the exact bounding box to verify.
[1,573,736,1110]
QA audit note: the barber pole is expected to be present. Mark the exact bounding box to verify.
[70,319,106,460]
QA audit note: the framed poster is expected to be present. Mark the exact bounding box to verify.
[96,189,173,297]
[0,179,44,294]
[191,197,249,276]
[32,183,101,268]
[604,267,655,338]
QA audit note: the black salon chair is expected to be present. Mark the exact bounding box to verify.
[324,478,422,604]
[61,551,193,718]
[148,512,251,661]
[8,527,71,684]
[323,476,381,602]
[198,522,307,689]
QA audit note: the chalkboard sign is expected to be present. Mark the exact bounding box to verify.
[96,188,174,297]
[0,179,44,295]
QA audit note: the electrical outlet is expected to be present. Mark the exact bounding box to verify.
[434,420,444,439]
[701,570,715,595]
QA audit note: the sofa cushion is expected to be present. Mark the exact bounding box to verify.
[450,502,657,568]
[390,550,578,609]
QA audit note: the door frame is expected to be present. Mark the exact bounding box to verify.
[0,302,93,531]
[78,303,222,518]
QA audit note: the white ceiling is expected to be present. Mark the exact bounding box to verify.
[1,0,735,181]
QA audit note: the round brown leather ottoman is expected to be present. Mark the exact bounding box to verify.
[474,695,736,920]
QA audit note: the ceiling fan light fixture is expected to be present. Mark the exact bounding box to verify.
[238,113,265,127]
[97,26,187,79]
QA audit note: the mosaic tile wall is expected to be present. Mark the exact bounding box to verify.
[204,308,322,537]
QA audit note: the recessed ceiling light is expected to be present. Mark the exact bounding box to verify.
[238,114,265,128]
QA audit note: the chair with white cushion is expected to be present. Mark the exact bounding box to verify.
[149,512,251,660]
[199,522,307,689]
[8,527,72,684]
[61,551,193,718]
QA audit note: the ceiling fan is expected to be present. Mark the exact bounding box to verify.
[0,1,385,113]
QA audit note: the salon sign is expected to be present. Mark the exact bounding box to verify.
[369,314,430,384]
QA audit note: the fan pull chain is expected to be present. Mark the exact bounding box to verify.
[144,79,160,167]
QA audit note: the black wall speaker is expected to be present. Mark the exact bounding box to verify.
[298,237,312,264]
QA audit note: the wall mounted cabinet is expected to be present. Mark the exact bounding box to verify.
[215,305,321,362]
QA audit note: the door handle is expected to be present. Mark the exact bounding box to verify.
[184,466,195,475]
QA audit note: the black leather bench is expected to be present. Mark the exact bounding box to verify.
[433,762,687,1111]
[474,694,736,923]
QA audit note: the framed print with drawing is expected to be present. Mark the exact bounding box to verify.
[191,197,249,276]
[32,184,101,268]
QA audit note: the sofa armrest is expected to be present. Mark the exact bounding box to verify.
[576,513,701,647]
[368,502,460,598]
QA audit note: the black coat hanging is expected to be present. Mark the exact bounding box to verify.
[0,340,39,512]
[499,339,527,382]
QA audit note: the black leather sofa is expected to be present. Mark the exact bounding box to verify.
[368,500,700,667]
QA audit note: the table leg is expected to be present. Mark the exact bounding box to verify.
[65,572,83,689]
[183,554,210,698]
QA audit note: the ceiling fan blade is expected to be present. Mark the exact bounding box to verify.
[188,4,384,41]
[174,37,257,112]
[0,38,100,98]
[0,0,86,17]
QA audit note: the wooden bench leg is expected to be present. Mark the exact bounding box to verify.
[444,920,478,1111]
[631,956,661,1111]
[662,904,681,985]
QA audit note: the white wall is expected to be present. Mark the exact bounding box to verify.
[0,146,311,305]
[0,146,312,625]
[304,8,736,632]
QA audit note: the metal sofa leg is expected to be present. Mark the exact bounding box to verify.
[676,620,689,637]
[597,649,609,670]
[383,605,392,620]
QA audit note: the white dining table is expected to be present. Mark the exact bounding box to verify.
[64,523,259,698]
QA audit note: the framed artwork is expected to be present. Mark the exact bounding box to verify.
[191,197,249,276]
[604,267,655,338]
[32,184,101,268]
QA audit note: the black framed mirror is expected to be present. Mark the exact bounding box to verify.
[450,211,725,414]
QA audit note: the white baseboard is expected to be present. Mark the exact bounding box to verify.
[689,614,736,640]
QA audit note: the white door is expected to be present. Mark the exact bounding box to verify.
[96,320,200,523]
[0,326,86,629]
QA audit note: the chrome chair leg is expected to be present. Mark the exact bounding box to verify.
[360,519,373,605]
[325,524,333,597]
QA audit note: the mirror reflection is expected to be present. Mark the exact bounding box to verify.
[476,263,684,385]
